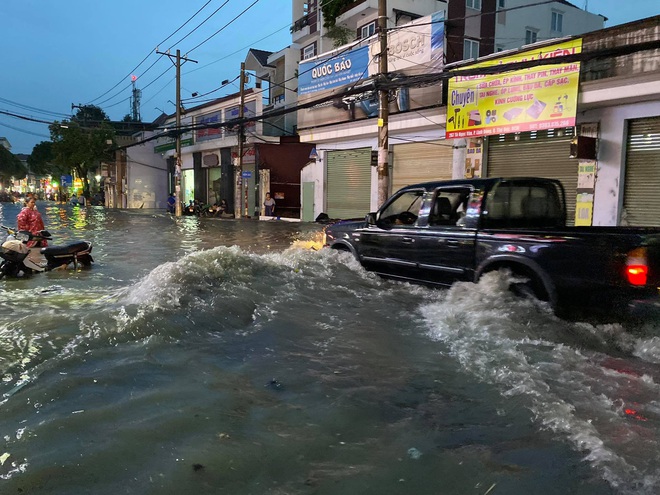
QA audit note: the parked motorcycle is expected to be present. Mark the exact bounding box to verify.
[0,226,93,278]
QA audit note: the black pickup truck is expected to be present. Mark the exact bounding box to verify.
[324,177,660,318]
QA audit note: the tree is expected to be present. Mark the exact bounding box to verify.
[71,105,110,127]
[27,141,56,176]
[49,107,115,198]
[0,146,26,187]
[325,25,355,47]
[321,0,353,28]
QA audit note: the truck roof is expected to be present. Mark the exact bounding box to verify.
[396,177,563,193]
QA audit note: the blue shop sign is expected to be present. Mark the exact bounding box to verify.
[61,175,73,187]
[241,171,252,178]
[298,45,369,95]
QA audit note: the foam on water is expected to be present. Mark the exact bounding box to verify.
[420,271,660,494]
[3,230,660,492]
[0,247,390,405]
[122,245,387,314]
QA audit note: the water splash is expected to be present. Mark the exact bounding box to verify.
[420,271,660,494]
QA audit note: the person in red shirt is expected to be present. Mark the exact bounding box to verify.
[17,197,47,247]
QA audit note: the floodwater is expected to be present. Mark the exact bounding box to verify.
[0,201,659,494]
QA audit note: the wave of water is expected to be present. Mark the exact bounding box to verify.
[0,241,658,493]
[421,272,660,494]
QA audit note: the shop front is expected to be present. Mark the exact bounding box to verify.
[391,140,454,192]
[326,148,372,219]
[622,116,660,226]
[485,128,578,225]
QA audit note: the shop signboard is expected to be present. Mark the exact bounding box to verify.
[154,116,194,153]
[367,10,445,76]
[297,10,445,130]
[298,45,370,95]
[196,111,223,142]
[224,100,257,136]
[446,39,582,139]
[153,136,194,153]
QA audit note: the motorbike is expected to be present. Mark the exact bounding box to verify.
[0,226,93,279]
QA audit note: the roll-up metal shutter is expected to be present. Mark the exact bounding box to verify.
[486,129,578,225]
[391,140,454,192]
[327,148,371,219]
[623,117,660,227]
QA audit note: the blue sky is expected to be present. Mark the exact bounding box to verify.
[0,0,657,154]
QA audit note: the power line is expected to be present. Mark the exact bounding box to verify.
[166,0,231,52]
[0,98,69,119]
[118,38,660,149]
[181,76,240,103]
[0,121,51,140]
[93,0,341,116]
[8,33,657,152]
[186,0,263,55]
[89,1,258,115]
[86,0,216,104]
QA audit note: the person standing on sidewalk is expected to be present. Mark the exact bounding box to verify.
[263,192,276,217]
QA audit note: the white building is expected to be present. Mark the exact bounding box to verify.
[156,89,265,215]
[494,0,606,52]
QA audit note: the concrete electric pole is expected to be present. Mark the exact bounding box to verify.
[377,0,389,206]
[156,49,197,217]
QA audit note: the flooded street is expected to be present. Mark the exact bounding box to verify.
[0,201,659,494]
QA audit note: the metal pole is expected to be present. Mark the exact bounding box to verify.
[175,49,183,217]
[377,0,389,206]
[235,62,246,218]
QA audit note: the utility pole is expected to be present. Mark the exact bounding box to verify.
[156,49,197,216]
[235,62,246,219]
[377,0,389,206]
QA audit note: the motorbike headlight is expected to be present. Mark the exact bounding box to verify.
[17,232,30,242]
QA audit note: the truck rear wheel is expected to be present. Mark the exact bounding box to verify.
[485,266,553,307]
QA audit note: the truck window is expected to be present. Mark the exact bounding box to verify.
[483,181,564,228]
[429,188,471,226]
[378,190,424,226]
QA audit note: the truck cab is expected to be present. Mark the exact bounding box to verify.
[325,177,660,319]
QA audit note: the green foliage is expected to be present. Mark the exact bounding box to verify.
[325,25,355,47]
[72,105,110,127]
[27,141,59,176]
[0,146,26,184]
[49,118,115,198]
[321,0,354,28]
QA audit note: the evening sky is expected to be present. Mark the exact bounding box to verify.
[1,0,657,154]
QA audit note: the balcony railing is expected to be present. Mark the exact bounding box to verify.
[291,14,309,33]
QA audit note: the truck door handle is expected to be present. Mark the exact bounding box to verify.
[402,237,415,243]
[446,240,459,245]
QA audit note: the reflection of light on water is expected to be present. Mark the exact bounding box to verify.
[176,217,203,253]
[290,231,325,251]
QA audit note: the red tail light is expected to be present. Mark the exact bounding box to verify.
[626,247,648,286]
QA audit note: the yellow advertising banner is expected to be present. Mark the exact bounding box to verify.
[446,39,582,139]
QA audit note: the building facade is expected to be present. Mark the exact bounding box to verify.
[288,0,606,221]
[453,16,660,227]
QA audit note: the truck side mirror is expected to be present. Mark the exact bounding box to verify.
[366,212,377,225]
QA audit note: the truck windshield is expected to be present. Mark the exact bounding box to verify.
[379,190,424,226]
